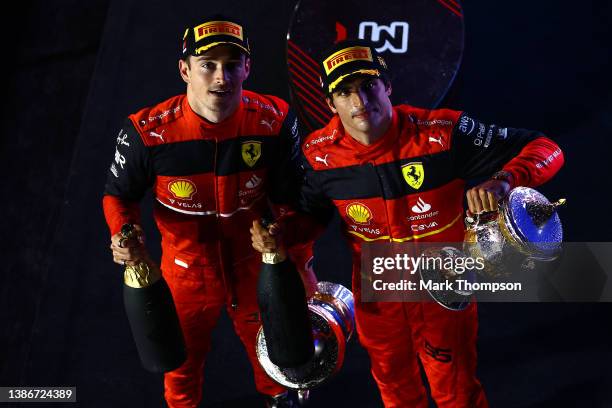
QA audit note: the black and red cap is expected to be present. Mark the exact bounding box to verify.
[181,15,250,58]
[320,39,389,94]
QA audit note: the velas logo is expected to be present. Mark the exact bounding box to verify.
[346,202,373,225]
[194,21,243,42]
[168,179,197,200]
[324,46,373,75]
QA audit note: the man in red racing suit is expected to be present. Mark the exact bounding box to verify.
[254,40,564,407]
[103,16,310,408]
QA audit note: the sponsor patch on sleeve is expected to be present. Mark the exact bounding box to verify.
[456,114,507,149]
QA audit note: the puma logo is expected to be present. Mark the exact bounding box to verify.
[429,135,444,147]
[315,154,329,167]
[149,129,165,142]
[260,119,276,131]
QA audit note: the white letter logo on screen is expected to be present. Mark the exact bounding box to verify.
[358,21,410,54]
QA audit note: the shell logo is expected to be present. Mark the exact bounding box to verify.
[168,179,197,200]
[346,202,372,225]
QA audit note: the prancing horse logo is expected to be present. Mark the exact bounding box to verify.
[241,141,262,167]
[402,161,424,189]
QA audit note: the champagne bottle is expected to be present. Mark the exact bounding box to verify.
[257,237,314,368]
[121,223,186,373]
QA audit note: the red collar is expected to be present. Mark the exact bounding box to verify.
[341,109,401,161]
[182,93,245,138]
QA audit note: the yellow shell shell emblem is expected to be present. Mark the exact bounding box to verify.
[241,141,262,167]
[168,179,197,200]
[402,161,424,190]
[346,202,372,225]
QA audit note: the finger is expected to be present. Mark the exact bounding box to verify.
[111,243,143,257]
[478,188,490,212]
[251,238,265,252]
[470,188,482,214]
[126,246,145,258]
[471,188,482,213]
[466,189,475,214]
[268,223,280,236]
[113,237,139,249]
[114,246,146,263]
[111,234,123,247]
[263,241,277,251]
[251,231,268,248]
[113,256,127,266]
[250,228,265,243]
[111,246,130,258]
[252,219,267,234]
[487,191,498,211]
[128,225,145,244]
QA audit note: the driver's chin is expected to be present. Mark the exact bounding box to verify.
[205,95,232,111]
[352,117,371,131]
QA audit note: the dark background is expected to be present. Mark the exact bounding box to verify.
[2,0,612,407]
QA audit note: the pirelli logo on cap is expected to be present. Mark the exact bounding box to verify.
[324,46,373,75]
[194,21,243,42]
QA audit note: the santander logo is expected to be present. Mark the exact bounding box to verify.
[411,197,431,214]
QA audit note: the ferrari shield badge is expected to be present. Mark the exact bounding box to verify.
[402,161,424,189]
[241,141,262,167]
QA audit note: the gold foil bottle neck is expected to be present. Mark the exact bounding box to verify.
[120,223,161,288]
[124,262,162,288]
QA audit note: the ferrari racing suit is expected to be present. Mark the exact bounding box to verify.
[103,91,304,407]
[298,105,564,407]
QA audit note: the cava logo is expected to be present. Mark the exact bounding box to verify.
[411,221,438,231]
[168,179,197,200]
[241,141,262,167]
[346,202,373,225]
[402,162,424,190]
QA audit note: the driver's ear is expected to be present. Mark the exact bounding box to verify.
[385,80,392,96]
[326,96,337,114]
[179,58,191,84]
[244,56,251,79]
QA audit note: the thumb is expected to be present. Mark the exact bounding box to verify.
[252,219,266,234]
[268,222,282,236]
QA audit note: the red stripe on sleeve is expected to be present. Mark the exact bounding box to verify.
[502,136,564,188]
[102,195,141,236]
